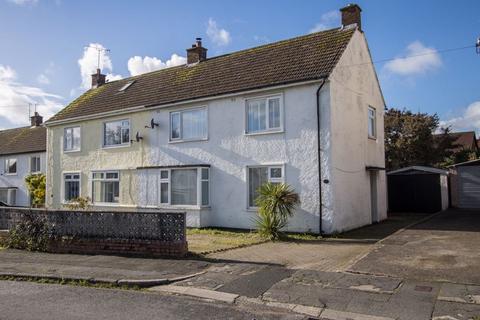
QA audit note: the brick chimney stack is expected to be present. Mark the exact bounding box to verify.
[91,68,106,88]
[30,112,43,127]
[186,38,208,65]
[340,4,362,30]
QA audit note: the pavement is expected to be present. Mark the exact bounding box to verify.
[0,209,479,319]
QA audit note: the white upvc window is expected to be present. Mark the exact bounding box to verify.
[103,120,130,147]
[159,167,209,207]
[64,173,80,202]
[64,126,81,152]
[30,156,41,173]
[246,95,283,134]
[4,158,17,175]
[247,165,284,208]
[91,171,120,204]
[368,106,376,139]
[170,107,208,141]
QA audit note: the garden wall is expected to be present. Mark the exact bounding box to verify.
[0,207,187,257]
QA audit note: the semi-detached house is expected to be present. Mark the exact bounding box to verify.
[45,4,387,234]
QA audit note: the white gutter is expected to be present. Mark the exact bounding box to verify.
[45,79,323,127]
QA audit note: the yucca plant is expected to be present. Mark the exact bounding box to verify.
[254,183,300,240]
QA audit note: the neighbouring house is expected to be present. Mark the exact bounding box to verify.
[0,113,46,206]
[437,131,479,153]
[45,4,387,234]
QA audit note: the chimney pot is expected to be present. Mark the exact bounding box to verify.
[30,112,43,127]
[91,68,106,88]
[187,38,208,64]
[340,4,362,30]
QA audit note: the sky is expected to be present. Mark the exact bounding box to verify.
[0,0,479,132]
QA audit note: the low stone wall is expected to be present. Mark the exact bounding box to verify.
[0,207,187,257]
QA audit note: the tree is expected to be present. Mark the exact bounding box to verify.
[254,183,300,240]
[385,108,456,170]
[25,174,46,207]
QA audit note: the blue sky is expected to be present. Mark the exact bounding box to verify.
[0,0,479,131]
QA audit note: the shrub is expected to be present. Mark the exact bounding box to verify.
[254,183,300,240]
[6,213,51,251]
[64,197,91,210]
[25,174,46,207]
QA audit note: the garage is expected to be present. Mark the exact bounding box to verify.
[387,166,449,213]
[449,159,480,209]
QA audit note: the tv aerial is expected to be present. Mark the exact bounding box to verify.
[145,118,159,129]
[131,132,143,143]
[476,36,480,54]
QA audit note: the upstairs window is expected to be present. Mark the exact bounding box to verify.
[4,158,17,175]
[246,96,282,134]
[368,106,376,138]
[103,120,130,147]
[64,127,81,152]
[170,107,208,141]
[30,156,41,173]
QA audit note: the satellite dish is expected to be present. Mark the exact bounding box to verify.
[131,132,143,143]
[145,118,159,129]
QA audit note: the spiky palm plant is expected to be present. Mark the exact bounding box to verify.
[254,183,300,240]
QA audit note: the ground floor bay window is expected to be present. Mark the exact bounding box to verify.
[91,171,119,204]
[159,167,209,207]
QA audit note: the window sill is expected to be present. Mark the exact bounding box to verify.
[168,138,208,144]
[101,143,131,150]
[246,207,258,212]
[368,136,377,141]
[4,173,17,176]
[245,129,284,136]
[64,149,81,154]
[30,171,42,175]
[90,202,123,207]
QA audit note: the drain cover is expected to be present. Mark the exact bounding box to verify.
[414,285,433,292]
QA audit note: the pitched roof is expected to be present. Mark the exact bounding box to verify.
[449,131,477,151]
[48,27,356,123]
[0,126,46,156]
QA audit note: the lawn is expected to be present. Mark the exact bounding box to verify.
[187,228,266,254]
[186,228,321,255]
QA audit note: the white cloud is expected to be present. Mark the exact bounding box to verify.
[440,101,480,133]
[0,64,63,126]
[206,18,231,46]
[309,10,340,33]
[384,41,442,76]
[127,54,186,76]
[36,73,50,84]
[77,43,122,89]
[7,0,38,5]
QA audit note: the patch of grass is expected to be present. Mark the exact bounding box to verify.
[282,232,322,241]
[0,275,142,291]
[187,228,266,254]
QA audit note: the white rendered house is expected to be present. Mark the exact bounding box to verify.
[45,4,387,234]
[0,113,46,207]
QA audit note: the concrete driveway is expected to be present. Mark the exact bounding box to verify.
[349,209,480,284]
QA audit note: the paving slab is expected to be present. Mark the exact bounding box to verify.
[432,300,480,320]
[217,265,294,298]
[439,283,480,305]
[0,249,210,283]
[149,285,239,304]
[330,273,402,294]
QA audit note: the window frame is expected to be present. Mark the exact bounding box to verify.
[62,171,81,203]
[245,94,284,135]
[158,167,210,208]
[368,106,377,139]
[247,164,285,209]
[30,156,41,173]
[102,119,131,148]
[4,158,17,175]
[169,106,208,143]
[90,170,120,205]
[63,126,81,152]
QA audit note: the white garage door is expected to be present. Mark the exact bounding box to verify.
[458,166,480,208]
